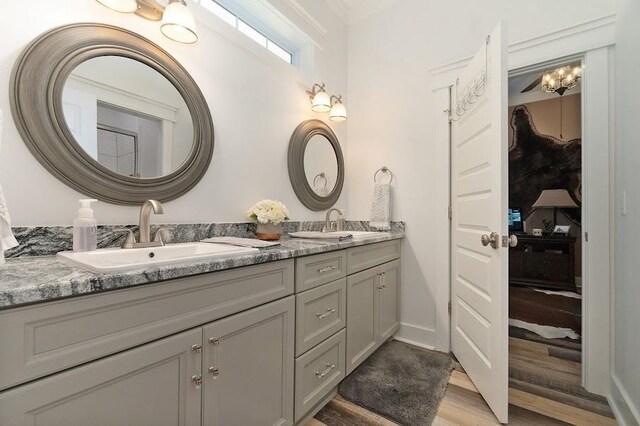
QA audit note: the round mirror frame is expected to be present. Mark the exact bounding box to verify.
[9,23,214,204]
[288,119,344,211]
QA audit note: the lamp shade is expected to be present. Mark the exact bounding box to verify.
[161,0,198,44]
[532,189,579,208]
[329,100,347,121]
[311,91,331,112]
[95,0,137,13]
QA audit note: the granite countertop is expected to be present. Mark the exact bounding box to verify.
[0,230,404,310]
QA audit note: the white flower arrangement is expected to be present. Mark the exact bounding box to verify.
[247,200,290,225]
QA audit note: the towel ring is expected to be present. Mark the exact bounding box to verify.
[374,166,394,184]
[313,172,328,189]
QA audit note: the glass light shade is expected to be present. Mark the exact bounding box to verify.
[311,91,331,112]
[329,101,347,122]
[161,1,198,44]
[96,0,137,13]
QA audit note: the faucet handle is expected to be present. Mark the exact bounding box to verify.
[114,228,136,249]
[153,227,172,246]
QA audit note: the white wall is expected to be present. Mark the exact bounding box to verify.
[0,0,347,226]
[612,0,640,422]
[345,0,616,350]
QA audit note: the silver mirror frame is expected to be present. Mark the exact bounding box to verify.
[9,23,214,205]
[287,119,344,211]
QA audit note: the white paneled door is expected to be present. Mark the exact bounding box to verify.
[450,23,509,423]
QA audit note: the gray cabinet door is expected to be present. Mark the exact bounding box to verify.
[346,267,379,374]
[202,296,295,426]
[377,259,401,343]
[0,328,202,426]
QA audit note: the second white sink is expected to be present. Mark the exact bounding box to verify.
[58,242,260,273]
[348,231,390,240]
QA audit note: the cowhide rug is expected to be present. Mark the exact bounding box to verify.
[509,105,582,224]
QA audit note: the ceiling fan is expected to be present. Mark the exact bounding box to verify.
[520,63,583,94]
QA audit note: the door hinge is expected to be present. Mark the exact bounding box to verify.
[448,206,452,220]
[585,232,589,242]
[448,301,452,316]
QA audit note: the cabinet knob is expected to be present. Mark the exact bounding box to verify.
[208,366,220,377]
[191,344,202,353]
[191,375,202,388]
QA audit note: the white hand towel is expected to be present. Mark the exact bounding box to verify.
[0,109,18,254]
[370,183,391,231]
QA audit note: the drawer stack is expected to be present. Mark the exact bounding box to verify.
[293,251,348,423]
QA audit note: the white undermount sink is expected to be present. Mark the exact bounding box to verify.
[348,231,390,240]
[57,242,259,273]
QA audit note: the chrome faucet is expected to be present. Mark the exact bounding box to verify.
[323,208,345,232]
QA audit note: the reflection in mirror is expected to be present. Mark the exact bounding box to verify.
[304,134,338,196]
[62,56,194,178]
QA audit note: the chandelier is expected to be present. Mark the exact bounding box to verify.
[541,65,582,96]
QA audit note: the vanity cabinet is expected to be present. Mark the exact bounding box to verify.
[294,241,401,423]
[0,297,295,426]
[0,238,402,426]
[346,258,401,374]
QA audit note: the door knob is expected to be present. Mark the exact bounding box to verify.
[480,232,500,249]
[508,234,518,247]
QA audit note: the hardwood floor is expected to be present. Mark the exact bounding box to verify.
[311,337,617,425]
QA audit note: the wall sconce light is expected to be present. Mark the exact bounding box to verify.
[306,82,347,121]
[96,0,198,44]
[329,95,347,122]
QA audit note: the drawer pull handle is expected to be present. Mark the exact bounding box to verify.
[317,265,337,274]
[316,308,336,319]
[192,375,202,388]
[315,363,336,379]
[208,366,220,377]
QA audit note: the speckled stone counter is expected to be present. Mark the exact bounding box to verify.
[0,222,404,309]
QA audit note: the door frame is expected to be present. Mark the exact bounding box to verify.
[430,14,615,396]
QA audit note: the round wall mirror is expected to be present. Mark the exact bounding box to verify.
[10,23,213,204]
[288,120,344,211]
[62,56,195,179]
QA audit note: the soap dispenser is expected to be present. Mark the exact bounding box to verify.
[73,199,98,252]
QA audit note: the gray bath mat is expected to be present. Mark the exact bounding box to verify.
[339,340,454,425]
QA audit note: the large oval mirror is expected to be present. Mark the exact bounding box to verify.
[62,56,194,178]
[288,120,344,211]
[10,24,213,204]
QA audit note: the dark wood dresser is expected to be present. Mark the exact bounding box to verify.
[509,234,577,291]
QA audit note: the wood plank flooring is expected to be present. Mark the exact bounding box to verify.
[311,337,617,425]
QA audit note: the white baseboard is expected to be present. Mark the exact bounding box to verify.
[608,374,640,425]
[394,322,438,350]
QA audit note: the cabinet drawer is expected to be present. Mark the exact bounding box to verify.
[347,240,401,274]
[295,250,347,292]
[296,279,346,356]
[295,329,346,422]
[0,259,294,391]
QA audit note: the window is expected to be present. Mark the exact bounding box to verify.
[198,0,294,65]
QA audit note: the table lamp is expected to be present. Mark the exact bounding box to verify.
[532,189,579,228]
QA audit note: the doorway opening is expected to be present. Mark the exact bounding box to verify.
[506,60,612,417]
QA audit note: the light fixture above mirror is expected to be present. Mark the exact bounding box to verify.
[96,0,198,44]
[306,82,347,121]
